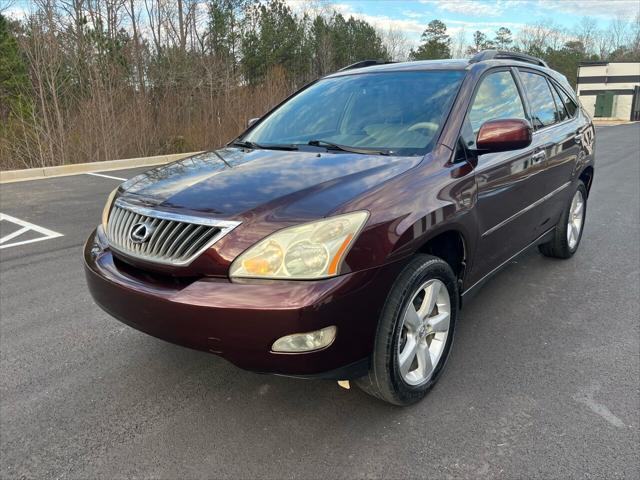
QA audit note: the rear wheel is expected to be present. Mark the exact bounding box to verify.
[355,254,458,405]
[539,181,587,259]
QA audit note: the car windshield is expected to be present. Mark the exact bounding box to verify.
[242,70,466,156]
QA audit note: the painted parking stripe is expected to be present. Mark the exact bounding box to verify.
[0,213,63,249]
[0,226,31,244]
[85,172,126,181]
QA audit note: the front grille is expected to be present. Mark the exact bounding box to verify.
[105,199,240,266]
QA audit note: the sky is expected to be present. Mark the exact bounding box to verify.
[287,0,640,44]
[4,0,640,47]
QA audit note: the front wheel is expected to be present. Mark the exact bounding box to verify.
[355,255,458,405]
[539,181,587,259]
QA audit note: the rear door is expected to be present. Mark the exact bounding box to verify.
[516,69,582,237]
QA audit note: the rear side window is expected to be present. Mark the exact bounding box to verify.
[554,83,578,117]
[550,86,568,122]
[519,71,558,128]
[468,71,526,134]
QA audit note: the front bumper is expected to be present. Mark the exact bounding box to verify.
[84,229,404,378]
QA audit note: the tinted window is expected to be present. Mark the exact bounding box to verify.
[468,71,526,134]
[520,71,557,128]
[550,85,568,122]
[243,70,465,156]
[554,83,578,117]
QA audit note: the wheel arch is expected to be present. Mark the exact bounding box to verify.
[579,166,594,196]
[417,229,468,286]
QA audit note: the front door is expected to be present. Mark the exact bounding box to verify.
[462,69,545,284]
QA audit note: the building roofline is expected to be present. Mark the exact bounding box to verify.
[580,61,640,66]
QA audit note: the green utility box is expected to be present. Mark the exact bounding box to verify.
[594,91,614,117]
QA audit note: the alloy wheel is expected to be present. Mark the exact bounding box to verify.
[567,190,585,249]
[397,279,451,386]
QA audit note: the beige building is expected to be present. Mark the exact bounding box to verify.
[576,62,640,121]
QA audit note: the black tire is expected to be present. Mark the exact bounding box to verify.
[539,181,587,259]
[355,254,458,406]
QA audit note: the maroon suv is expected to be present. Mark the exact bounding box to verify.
[85,51,595,405]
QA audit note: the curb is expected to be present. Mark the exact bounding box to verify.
[0,151,203,184]
[592,120,636,126]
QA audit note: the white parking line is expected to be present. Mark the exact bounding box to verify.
[0,213,63,249]
[0,226,30,244]
[85,172,126,181]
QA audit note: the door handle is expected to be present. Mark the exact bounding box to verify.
[531,151,546,163]
[574,133,582,144]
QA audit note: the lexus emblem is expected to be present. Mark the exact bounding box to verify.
[129,222,155,244]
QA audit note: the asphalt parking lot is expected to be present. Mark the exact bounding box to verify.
[1,123,639,479]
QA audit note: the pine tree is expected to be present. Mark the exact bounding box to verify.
[208,0,249,71]
[410,20,451,60]
[241,0,307,84]
[466,30,494,55]
[0,14,31,126]
[494,27,513,50]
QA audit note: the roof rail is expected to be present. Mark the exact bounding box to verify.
[338,59,394,71]
[469,50,548,68]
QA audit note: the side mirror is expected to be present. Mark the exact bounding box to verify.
[247,117,260,128]
[476,119,532,153]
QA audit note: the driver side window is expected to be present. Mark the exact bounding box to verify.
[461,70,527,150]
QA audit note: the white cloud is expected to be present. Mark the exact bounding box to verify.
[421,0,639,21]
[443,19,525,29]
[280,0,640,52]
[354,13,427,36]
[420,0,504,18]
[284,1,530,49]
[536,0,640,19]
[402,10,427,19]
[286,1,428,43]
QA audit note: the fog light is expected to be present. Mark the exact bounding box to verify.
[272,326,336,353]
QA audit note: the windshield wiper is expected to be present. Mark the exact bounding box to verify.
[307,139,390,155]
[229,140,261,149]
[229,140,298,151]
[212,149,232,168]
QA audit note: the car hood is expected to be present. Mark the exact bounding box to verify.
[119,148,422,220]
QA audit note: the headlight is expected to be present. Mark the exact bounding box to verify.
[101,187,120,229]
[229,211,369,280]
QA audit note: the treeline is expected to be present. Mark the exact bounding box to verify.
[1,1,638,170]
[0,0,391,170]
[411,17,639,87]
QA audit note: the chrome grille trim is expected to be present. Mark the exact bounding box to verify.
[106,198,241,266]
[113,199,239,228]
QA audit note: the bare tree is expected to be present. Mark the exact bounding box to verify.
[544,21,567,52]
[144,0,164,53]
[381,25,411,62]
[574,17,598,55]
[452,28,467,58]
[124,0,145,94]
[610,14,631,51]
[632,12,640,54]
[2,2,639,171]
[594,27,614,59]
[21,1,68,167]
[517,22,548,53]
